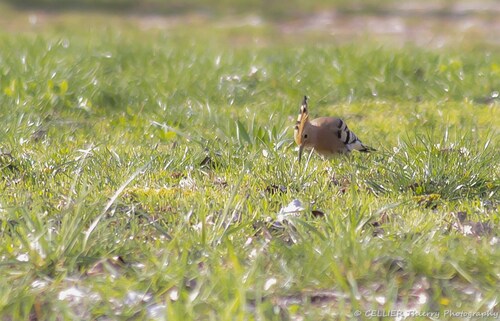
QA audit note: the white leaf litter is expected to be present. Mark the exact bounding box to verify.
[31,280,49,289]
[58,284,165,319]
[375,295,386,305]
[147,303,167,321]
[124,291,152,305]
[58,286,100,302]
[169,288,179,301]
[58,287,86,301]
[16,253,29,262]
[264,277,277,291]
[277,199,304,222]
[179,176,196,189]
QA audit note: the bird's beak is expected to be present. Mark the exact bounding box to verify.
[298,144,304,163]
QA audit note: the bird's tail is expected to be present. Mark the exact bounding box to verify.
[349,140,376,152]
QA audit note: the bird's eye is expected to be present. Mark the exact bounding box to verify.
[304,134,308,139]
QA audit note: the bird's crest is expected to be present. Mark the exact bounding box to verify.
[294,96,309,145]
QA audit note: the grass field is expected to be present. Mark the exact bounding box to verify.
[0,1,499,320]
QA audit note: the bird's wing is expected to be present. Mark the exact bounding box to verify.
[312,117,375,153]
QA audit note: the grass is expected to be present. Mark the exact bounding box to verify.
[0,3,499,320]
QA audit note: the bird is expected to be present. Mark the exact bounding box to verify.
[294,96,375,162]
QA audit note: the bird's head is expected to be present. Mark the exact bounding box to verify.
[294,96,311,163]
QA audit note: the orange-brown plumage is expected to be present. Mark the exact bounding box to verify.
[294,96,374,162]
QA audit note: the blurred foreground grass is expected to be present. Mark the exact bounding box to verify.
[0,3,499,320]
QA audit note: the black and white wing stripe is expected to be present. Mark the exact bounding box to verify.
[337,119,374,152]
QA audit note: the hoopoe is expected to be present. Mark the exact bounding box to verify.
[294,96,375,162]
